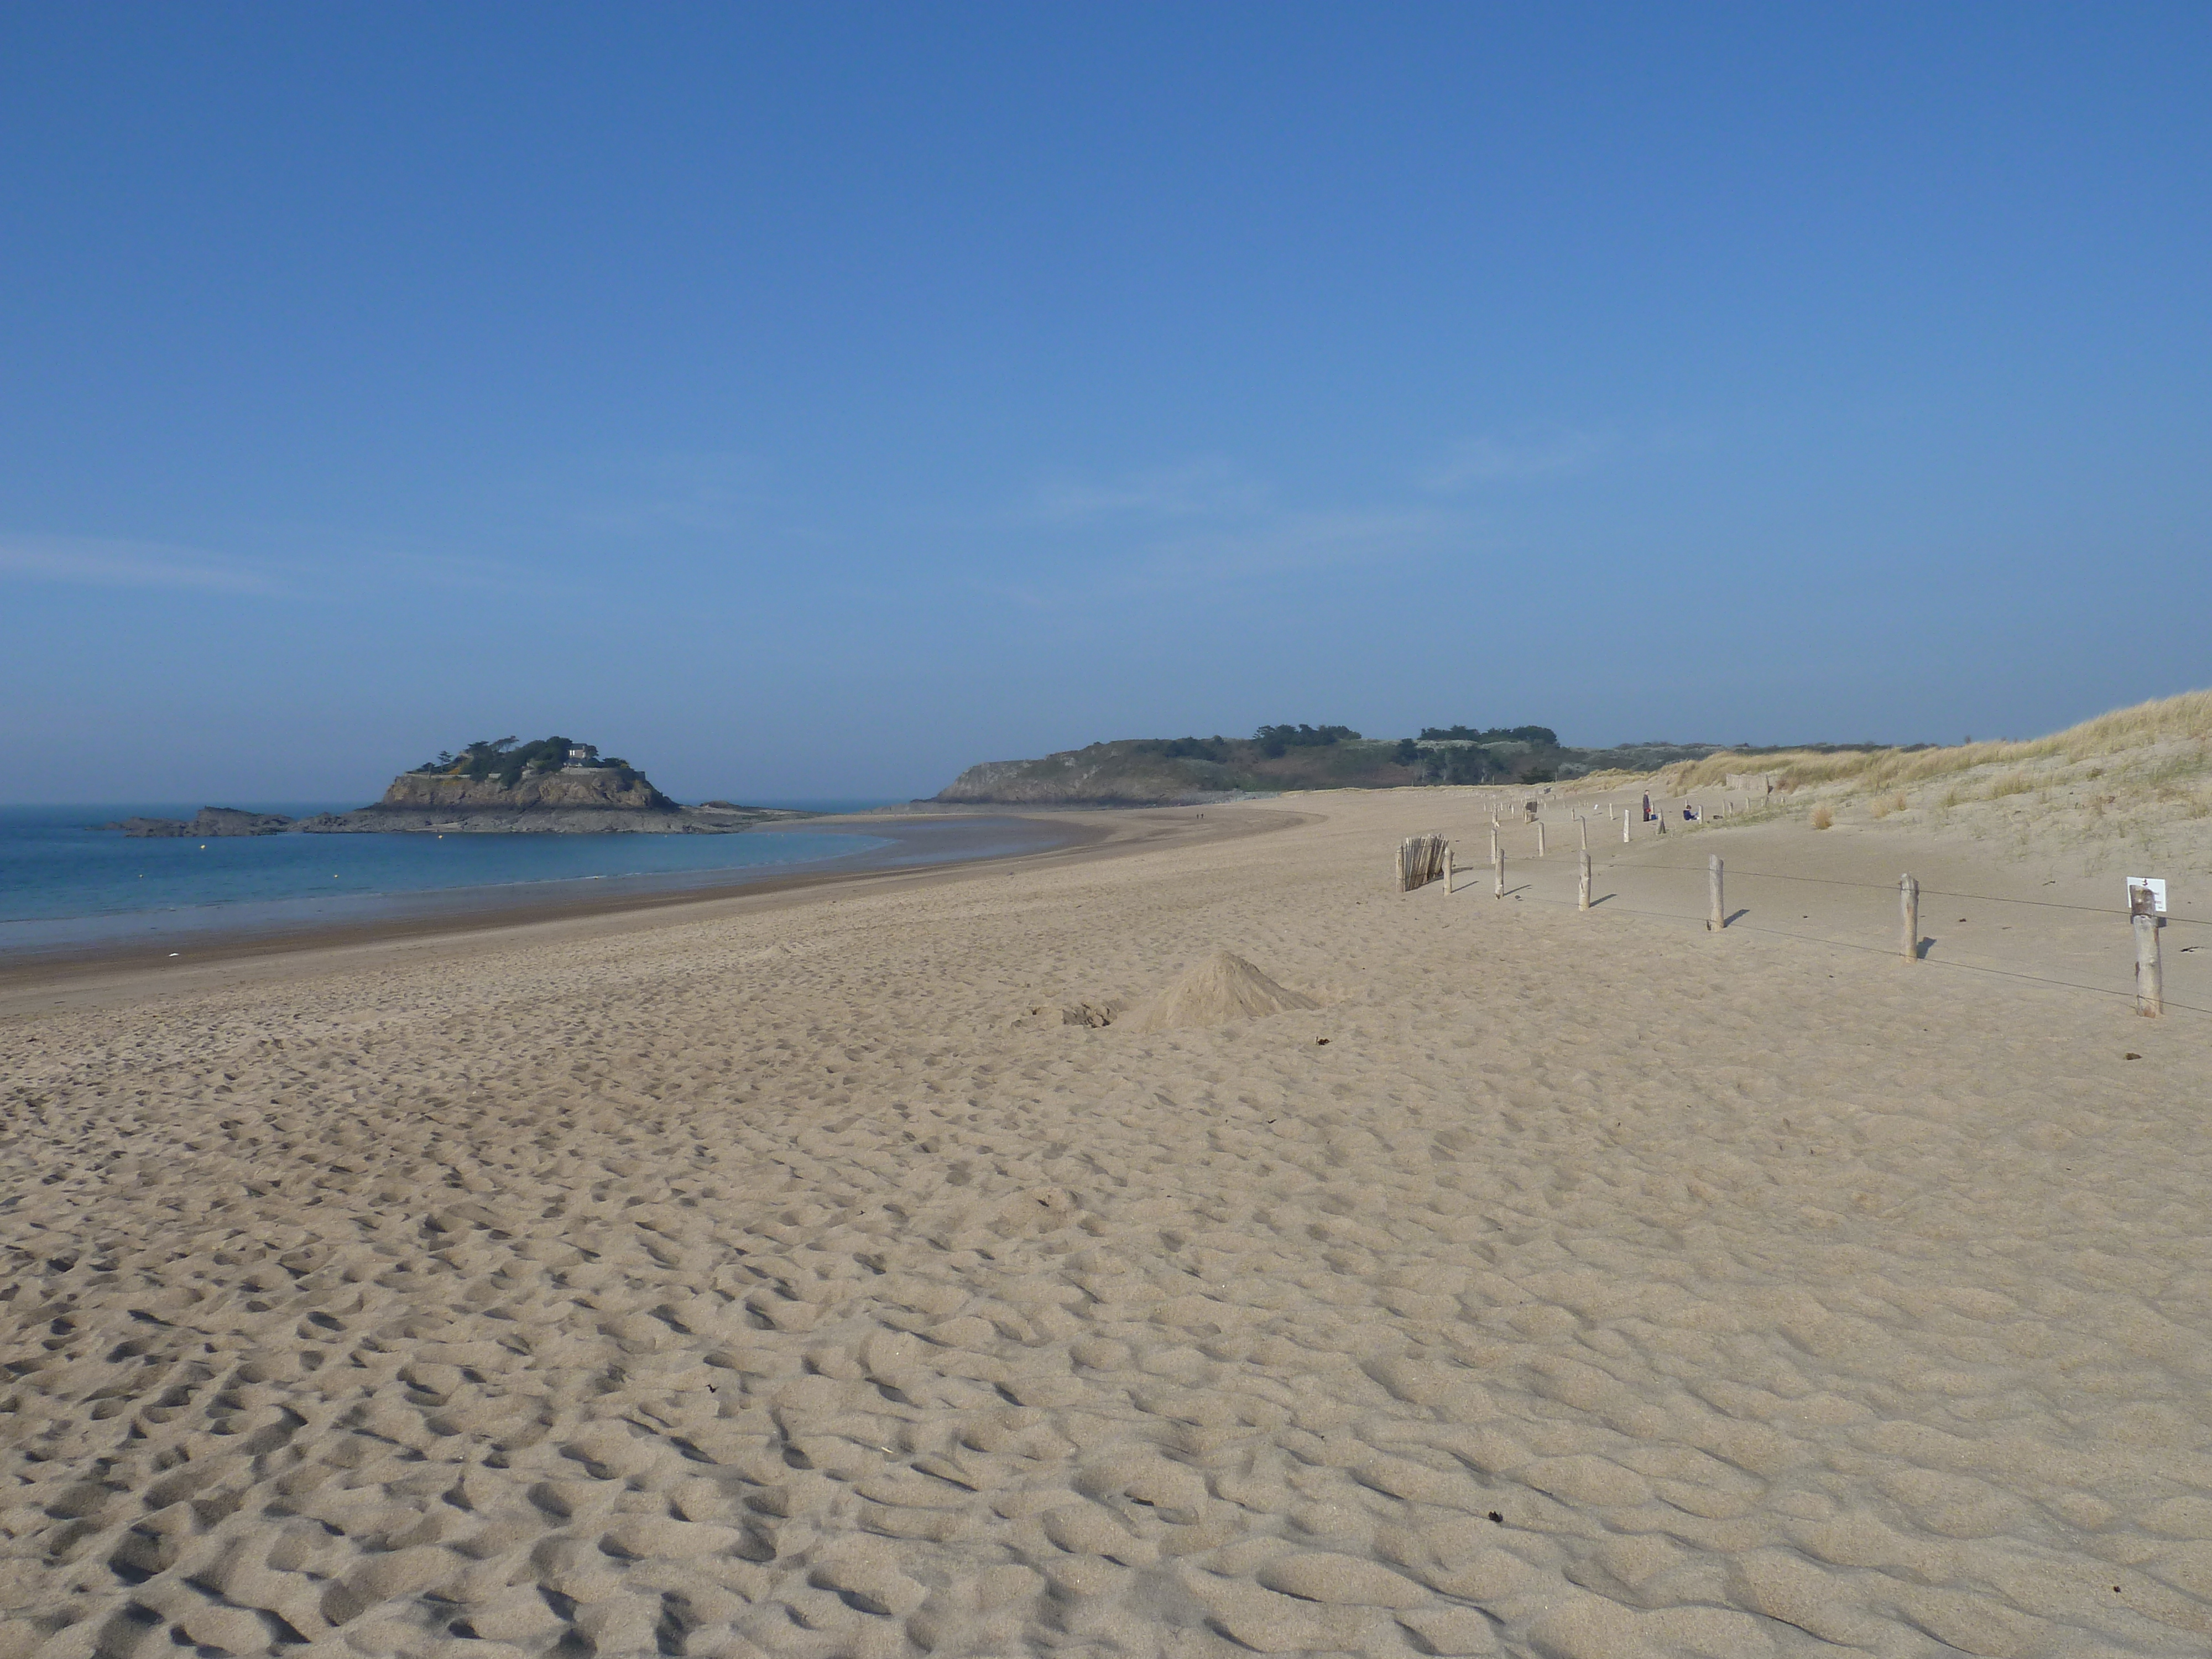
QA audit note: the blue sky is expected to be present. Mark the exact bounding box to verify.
[4,4,2208,803]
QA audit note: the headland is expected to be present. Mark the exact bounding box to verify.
[932,723,1913,805]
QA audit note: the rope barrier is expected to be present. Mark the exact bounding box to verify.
[1598,857,2211,924]
[1460,795,2201,1015]
[1505,885,2212,1017]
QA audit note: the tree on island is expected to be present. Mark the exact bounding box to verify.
[410,736,643,789]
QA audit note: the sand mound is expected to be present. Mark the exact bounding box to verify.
[1121,948,1317,1030]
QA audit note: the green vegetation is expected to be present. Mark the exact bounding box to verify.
[1254,723,1359,757]
[1409,724,1566,785]
[1419,724,1558,747]
[1063,727,1360,766]
[412,736,645,790]
[1422,747,1493,786]
[1132,735,1232,762]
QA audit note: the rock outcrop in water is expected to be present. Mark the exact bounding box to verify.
[102,807,297,838]
[294,795,796,835]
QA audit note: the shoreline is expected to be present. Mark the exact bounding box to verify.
[0,804,1301,1015]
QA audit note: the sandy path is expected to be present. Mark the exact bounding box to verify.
[4,791,2209,1658]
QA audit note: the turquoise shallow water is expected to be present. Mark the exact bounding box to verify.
[0,804,896,954]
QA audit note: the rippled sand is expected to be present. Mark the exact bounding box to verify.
[4,793,2208,1658]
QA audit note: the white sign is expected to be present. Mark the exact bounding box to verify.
[2126,877,2168,916]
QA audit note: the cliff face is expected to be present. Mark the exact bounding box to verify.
[372,769,675,813]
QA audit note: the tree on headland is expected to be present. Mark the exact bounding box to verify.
[1133,736,1230,762]
[1418,724,1558,747]
[1431,747,1491,785]
[1255,723,1359,758]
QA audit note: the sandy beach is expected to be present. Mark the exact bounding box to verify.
[4,787,2209,1658]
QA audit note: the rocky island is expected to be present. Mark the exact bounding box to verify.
[108,737,805,836]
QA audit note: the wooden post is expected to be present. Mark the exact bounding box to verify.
[1900,874,1918,961]
[1395,842,1406,892]
[1443,842,1454,897]
[1707,855,1724,931]
[1489,824,1499,866]
[1623,807,1631,845]
[1493,843,1505,899]
[1578,849,1592,911]
[2133,888,2163,1016]
[1536,821,1546,859]
[1579,816,1588,852]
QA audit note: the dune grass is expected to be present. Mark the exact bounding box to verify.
[1650,690,2212,798]
[1606,688,2212,862]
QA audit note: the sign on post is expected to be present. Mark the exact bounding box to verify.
[2129,878,2167,1016]
[2127,877,2168,916]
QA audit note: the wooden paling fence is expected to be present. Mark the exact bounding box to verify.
[1393,801,2182,1019]
[1395,833,1449,893]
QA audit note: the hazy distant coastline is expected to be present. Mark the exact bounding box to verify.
[934,723,1926,806]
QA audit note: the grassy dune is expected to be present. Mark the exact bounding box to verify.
[1613,689,2212,864]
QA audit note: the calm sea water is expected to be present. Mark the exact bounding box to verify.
[0,804,898,954]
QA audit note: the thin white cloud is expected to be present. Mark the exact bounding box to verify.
[1427,431,1607,491]
[1142,506,1460,586]
[354,545,551,596]
[0,535,279,594]
[571,451,772,535]
[1027,458,1272,523]
[982,454,1490,609]
[979,491,1469,610]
